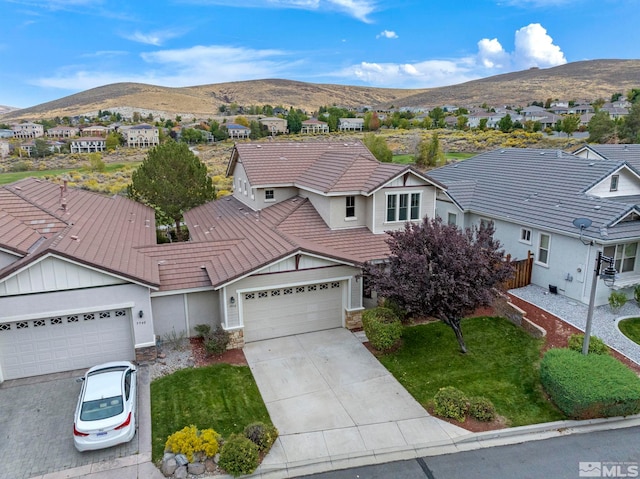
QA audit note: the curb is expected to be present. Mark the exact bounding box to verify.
[249,414,640,478]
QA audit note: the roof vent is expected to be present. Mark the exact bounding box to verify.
[540,151,545,155]
[594,205,601,210]
[556,150,562,158]
[70,235,79,241]
[589,162,595,166]
[256,145,261,148]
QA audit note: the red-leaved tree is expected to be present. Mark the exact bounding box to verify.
[365,217,513,353]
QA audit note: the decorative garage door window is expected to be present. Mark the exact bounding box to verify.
[0,310,127,331]
[244,282,340,300]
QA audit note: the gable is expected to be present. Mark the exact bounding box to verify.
[586,165,640,198]
[259,253,344,274]
[0,255,126,296]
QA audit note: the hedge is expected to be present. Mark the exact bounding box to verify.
[540,348,640,419]
[362,307,402,351]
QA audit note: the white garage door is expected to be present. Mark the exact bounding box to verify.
[242,281,343,342]
[0,309,134,381]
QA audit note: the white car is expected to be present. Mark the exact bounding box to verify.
[73,361,137,452]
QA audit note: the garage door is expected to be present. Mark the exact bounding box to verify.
[242,281,343,342]
[0,309,134,381]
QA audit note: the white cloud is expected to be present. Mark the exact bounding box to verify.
[180,0,376,22]
[122,29,186,46]
[512,23,566,68]
[337,59,479,88]
[477,38,509,69]
[376,30,398,39]
[32,45,298,91]
[333,22,566,88]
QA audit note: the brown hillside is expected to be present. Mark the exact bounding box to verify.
[2,59,639,121]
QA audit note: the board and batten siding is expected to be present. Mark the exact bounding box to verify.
[0,255,125,296]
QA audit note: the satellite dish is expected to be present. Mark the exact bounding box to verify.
[573,218,593,245]
[572,218,592,229]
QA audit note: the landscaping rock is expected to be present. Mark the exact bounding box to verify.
[174,465,188,479]
[213,453,220,464]
[205,458,216,472]
[161,457,177,477]
[188,462,206,475]
[175,454,189,467]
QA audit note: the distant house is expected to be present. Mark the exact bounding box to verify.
[600,103,629,119]
[225,123,251,139]
[0,129,14,139]
[122,124,159,148]
[47,126,79,138]
[259,117,288,135]
[301,119,329,134]
[12,122,44,139]
[70,137,106,154]
[338,118,364,131]
[20,139,64,157]
[80,125,110,137]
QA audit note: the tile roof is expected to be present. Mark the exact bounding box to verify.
[228,141,437,195]
[429,148,640,243]
[179,195,391,289]
[0,178,159,287]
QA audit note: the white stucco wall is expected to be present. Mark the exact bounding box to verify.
[0,250,20,270]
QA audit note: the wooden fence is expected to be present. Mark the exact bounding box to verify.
[503,251,533,290]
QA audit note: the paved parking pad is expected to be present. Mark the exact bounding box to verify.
[0,371,139,479]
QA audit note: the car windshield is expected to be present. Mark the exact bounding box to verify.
[80,396,124,421]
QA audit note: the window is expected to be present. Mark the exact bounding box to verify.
[520,228,532,244]
[447,212,457,226]
[387,193,421,222]
[537,233,550,265]
[604,243,637,273]
[610,175,619,192]
[410,193,420,220]
[265,189,274,201]
[346,196,355,218]
[386,195,397,222]
[243,181,247,195]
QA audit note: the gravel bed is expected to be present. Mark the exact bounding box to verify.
[148,339,196,381]
[510,284,640,365]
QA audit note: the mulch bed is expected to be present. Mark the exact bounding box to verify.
[190,338,248,367]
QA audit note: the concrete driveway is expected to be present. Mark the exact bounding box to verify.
[0,370,139,479]
[244,328,468,469]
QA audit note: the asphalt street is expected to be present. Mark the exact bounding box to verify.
[297,426,640,479]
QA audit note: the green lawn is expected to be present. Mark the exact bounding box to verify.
[619,317,640,345]
[150,364,273,461]
[377,317,565,426]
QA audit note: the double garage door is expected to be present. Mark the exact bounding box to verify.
[242,281,343,342]
[0,308,134,381]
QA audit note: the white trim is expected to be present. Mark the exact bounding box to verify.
[0,247,21,258]
[151,286,215,297]
[535,232,551,267]
[134,340,156,349]
[1,302,135,323]
[183,293,190,334]
[214,251,357,290]
[384,190,422,224]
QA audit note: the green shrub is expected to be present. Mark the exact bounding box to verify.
[433,386,469,422]
[362,307,402,351]
[218,433,259,477]
[540,348,640,419]
[609,290,628,311]
[468,396,497,422]
[567,334,609,355]
[164,425,220,462]
[204,325,229,355]
[634,285,640,304]
[382,298,408,323]
[243,422,278,452]
[194,323,212,339]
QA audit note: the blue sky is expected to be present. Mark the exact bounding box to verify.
[0,0,638,108]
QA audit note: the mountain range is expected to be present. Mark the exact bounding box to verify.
[2,59,639,121]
